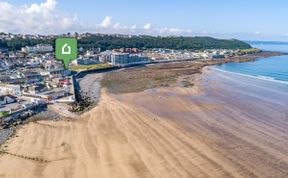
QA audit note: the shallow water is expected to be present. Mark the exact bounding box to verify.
[216,44,288,82]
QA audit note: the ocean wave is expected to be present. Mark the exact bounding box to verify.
[213,67,288,85]
[256,75,275,80]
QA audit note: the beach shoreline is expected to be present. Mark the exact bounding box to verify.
[101,51,285,94]
[0,51,285,147]
[0,56,288,177]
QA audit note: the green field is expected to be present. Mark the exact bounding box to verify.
[70,63,111,71]
[240,48,260,54]
[0,111,9,117]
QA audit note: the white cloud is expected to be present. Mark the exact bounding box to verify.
[169,28,181,33]
[0,0,193,36]
[143,23,151,30]
[111,23,136,31]
[25,0,56,14]
[101,16,112,28]
[0,0,78,34]
[159,27,193,35]
[202,30,209,34]
[113,22,120,29]
[130,25,137,30]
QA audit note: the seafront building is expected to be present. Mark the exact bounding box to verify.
[110,53,150,66]
[111,53,130,65]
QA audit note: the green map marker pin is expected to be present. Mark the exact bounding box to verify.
[55,38,77,69]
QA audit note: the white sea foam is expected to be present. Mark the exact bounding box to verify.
[212,67,288,85]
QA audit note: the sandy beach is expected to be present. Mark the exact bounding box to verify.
[0,67,288,178]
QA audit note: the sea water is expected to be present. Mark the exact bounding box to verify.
[216,44,288,82]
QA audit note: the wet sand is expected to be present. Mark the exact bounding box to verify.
[78,73,103,103]
[0,68,288,178]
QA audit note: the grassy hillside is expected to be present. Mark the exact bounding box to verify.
[0,34,251,51]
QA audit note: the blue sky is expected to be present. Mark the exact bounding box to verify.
[2,0,288,41]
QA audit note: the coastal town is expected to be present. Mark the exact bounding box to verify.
[0,32,260,140]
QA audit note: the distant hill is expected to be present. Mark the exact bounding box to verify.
[78,35,251,50]
[0,33,251,51]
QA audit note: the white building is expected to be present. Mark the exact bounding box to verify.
[21,44,53,54]
[40,69,71,78]
[99,51,113,63]
[0,84,21,95]
[110,53,149,66]
[110,53,130,66]
[72,57,100,65]
[0,95,17,105]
